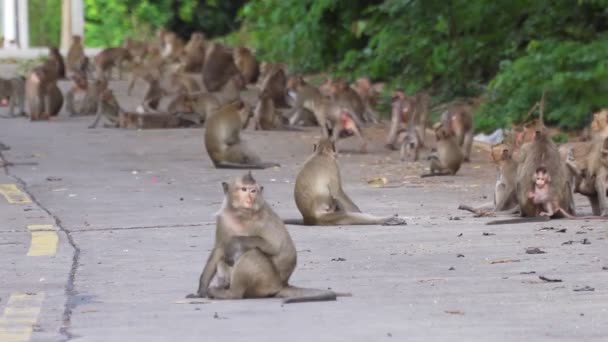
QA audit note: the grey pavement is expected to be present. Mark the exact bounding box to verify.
[0,73,607,342]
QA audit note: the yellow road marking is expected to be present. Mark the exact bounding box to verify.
[0,292,44,342]
[0,184,31,204]
[26,225,58,257]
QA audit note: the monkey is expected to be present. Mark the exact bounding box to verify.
[66,35,88,75]
[0,77,25,117]
[492,146,519,211]
[590,109,608,137]
[253,88,300,131]
[291,138,407,226]
[25,64,63,121]
[441,103,474,162]
[187,172,343,303]
[48,47,66,79]
[567,136,608,216]
[189,92,220,125]
[126,62,161,96]
[285,76,326,127]
[259,64,291,109]
[145,46,164,71]
[421,124,464,177]
[202,42,240,92]
[161,31,185,61]
[386,91,430,151]
[170,71,201,94]
[329,78,369,124]
[233,46,259,85]
[65,73,107,116]
[398,118,421,162]
[515,128,575,217]
[352,77,381,121]
[95,47,132,80]
[122,38,148,63]
[89,89,120,128]
[204,101,279,169]
[142,74,166,111]
[118,111,181,129]
[182,32,206,72]
[528,166,574,218]
[212,74,245,106]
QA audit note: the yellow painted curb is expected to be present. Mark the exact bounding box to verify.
[0,184,31,204]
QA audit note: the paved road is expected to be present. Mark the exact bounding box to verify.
[0,79,607,342]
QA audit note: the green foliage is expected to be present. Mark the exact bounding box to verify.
[476,39,608,132]
[29,0,61,47]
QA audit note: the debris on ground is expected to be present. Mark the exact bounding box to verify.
[573,286,594,292]
[490,259,520,264]
[539,276,562,283]
[526,247,546,254]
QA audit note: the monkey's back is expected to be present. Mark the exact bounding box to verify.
[294,154,341,223]
[204,109,240,162]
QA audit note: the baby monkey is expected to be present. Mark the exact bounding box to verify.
[528,166,573,218]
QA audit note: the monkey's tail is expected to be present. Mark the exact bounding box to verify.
[278,286,349,304]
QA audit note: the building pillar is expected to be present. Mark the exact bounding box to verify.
[2,0,18,48]
[16,0,28,48]
[61,0,84,49]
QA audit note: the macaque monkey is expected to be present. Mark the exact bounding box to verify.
[25,65,63,120]
[329,78,369,123]
[65,72,107,116]
[127,63,161,96]
[202,42,239,92]
[421,125,464,177]
[190,92,220,125]
[142,74,166,111]
[492,146,518,211]
[253,89,299,131]
[89,89,120,128]
[441,103,474,162]
[122,38,148,63]
[566,136,608,216]
[0,77,25,116]
[591,109,608,137]
[145,46,164,71]
[182,32,206,72]
[386,91,430,151]
[233,46,259,85]
[352,77,381,120]
[66,35,88,74]
[212,74,245,106]
[48,47,66,79]
[528,167,574,218]
[204,101,279,169]
[292,138,406,225]
[259,64,290,109]
[161,31,185,61]
[515,128,575,217]
[95,47,132,80]
[187,172,342,303]
[170,72,201,94]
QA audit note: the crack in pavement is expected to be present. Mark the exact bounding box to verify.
[70,222,213,233]
[1,150,79,342]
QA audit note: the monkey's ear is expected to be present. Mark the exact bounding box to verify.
[222,182,229,194]
[259,186,264,193]
[313,144,317,152]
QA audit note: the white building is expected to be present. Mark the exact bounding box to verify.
[1,0,84,49]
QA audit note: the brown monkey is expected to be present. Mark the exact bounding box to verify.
[161,31,185,61]
[142,74,166,111]
[170,72,201,94]
[213,74,245,106]
[145,46,164,71]
[182,32,206,72]
[292,138,407,226]
[441,103,474,162]
[591,109,608,137]
[122,38,148,63]
[202,42,240,92]
[0,77,25,117]
[421,125,464,177]
[233,46,259,85]
[515,128,575,217]
[569,136,608,216]
[386,91,416,150]
[187,172,342,303]
[48,47,66,79]
[95,47,132,80]
[65,73,107,116]
[204,101,279,169]
[329,78,369,123]
[492,146,518,211]
[126,62,161,96]
[66,35,87,74]
[89,89,120,128]
[190,92,220,125]
[253,89,299,131]
[528,167,574,218]
[25,65,63,121]
[352,77,381,120]
[259,64,290,109]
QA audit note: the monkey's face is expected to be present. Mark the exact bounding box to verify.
[534,172,549,188]
[227,181,263,211]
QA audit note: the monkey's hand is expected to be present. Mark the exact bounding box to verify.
[382,215,407,226]
[186,288,208,298]
[224,237,248,266]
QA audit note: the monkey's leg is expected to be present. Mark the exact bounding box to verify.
[8,96,16,117]
[463,131,474,162]
[127,75,136,96]
[215,260,232,289]
[279,286,338,304]
[209,250,282,300]
[589,196,601,216]
[596,175,608,216]
[421,157,451,177]
[332,190,361,213]
[88,112,103,129]
[65,91,76,116]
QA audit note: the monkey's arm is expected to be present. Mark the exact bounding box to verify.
[224,236,279,265]
[88,104,104,128]
[385,109,401,148]
[191,247,222,298]
[595,170,608,216]
[65,91,76,116]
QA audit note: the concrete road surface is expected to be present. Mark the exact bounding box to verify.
[0,77,607,342]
